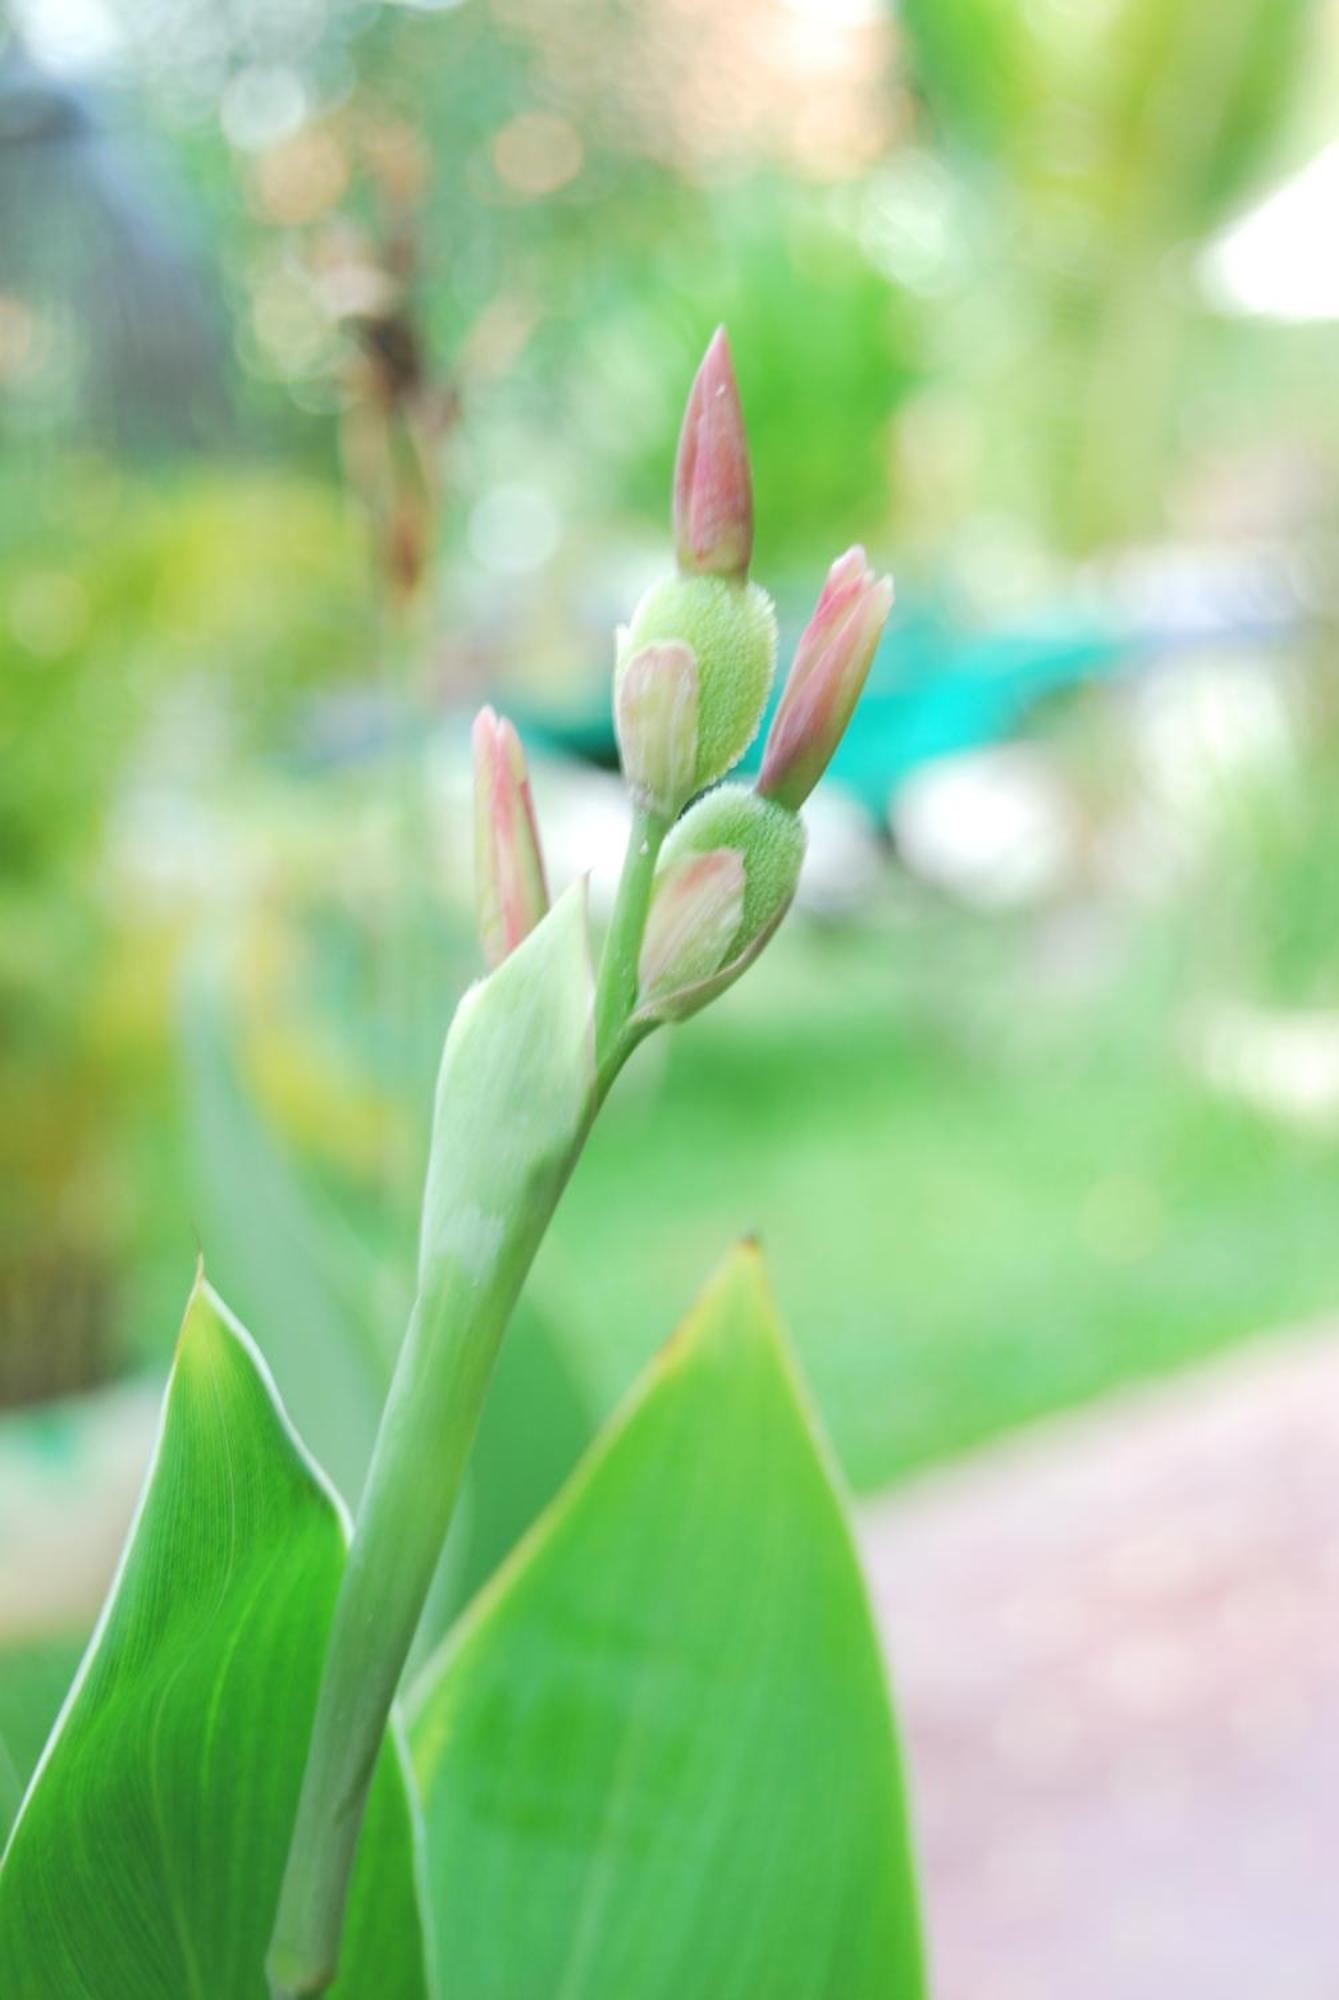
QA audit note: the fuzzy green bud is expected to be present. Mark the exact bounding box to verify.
[619,574,776,796]
[634,784,805,1023]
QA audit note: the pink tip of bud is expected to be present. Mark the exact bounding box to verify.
[472,705,550,969]
[673,326,753,580]
[638,847,746,1010]
[757,546,893,812]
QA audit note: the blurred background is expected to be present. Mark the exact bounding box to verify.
[4,0,1339,1990]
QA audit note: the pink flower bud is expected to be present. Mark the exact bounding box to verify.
[637,847,746,1011]
[673,326,753,580]
[757,547,892,811]
[614,638,699,819]
[472,706,550,969]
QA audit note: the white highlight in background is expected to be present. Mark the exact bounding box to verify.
[1204,142,1339,322]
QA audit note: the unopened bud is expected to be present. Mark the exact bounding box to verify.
[614,638,699,820]
[638,848,746,1010]
[673,326,753,579]
[622,574,776,795]
[635,784,805,1023]
[472,706,550,970]
[758,546,892,811]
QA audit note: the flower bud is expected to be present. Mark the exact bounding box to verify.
[673,326,753,579]
[635,784,805,1023]
[621,573,776,796]
[614,638,699,820]
[472,706,550,970]
[637,848,746,1010]
[758,546,893,811]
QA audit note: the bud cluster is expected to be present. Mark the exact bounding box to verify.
[470,326,892,1074]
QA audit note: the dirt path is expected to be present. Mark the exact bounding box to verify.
[859,1326,1339,2000]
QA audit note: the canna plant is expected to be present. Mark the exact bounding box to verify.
[0,332,922,1998]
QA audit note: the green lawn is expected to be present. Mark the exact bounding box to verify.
[535,910,1339,1491]
[11,883,1339,1802]
[115,881,1339,1502]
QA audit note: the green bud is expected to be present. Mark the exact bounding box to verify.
[619,573,777,794]
[634,784,805,1023]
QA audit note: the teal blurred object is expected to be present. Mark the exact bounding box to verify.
[514,596,1133,820]
[758,602,1133,816]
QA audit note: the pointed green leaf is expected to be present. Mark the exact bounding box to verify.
[409,1247,924,1999]
[0,1284,428,2000]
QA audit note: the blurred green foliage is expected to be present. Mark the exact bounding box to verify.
[0,465,369,1391]
[604,187,919,570]
[4,0,1339,1511]
[898,0,1323,547]
[543,902,1339,1490]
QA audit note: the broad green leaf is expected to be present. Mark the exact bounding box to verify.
[409,1246,924,2000]
[0,1283,427,1999]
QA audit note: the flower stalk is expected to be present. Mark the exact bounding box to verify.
[267,327,893,1997]
[593,803,670,1079]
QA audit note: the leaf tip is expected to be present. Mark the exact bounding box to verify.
[719,1231,772,1296]
[173,1269,233,1384]
[655,1236,776,1383]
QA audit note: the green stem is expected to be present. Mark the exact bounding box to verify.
[267,1119,591,1998]
[269,810,667,1996]
[594,806,667,1066]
